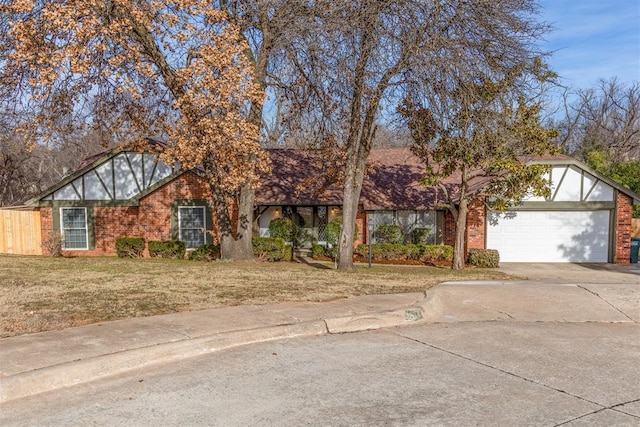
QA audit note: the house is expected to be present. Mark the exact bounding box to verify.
[4,141,639,263]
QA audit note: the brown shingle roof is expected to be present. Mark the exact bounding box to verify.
[257,147,458,210]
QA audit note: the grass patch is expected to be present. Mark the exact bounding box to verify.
[0,255,513,337]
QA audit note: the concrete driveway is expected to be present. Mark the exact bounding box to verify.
[499,262,640,284]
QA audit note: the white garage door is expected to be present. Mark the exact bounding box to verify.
[486,210,610,262]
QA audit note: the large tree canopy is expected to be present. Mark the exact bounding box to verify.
[1,0,267,259]
[272,0,554,269]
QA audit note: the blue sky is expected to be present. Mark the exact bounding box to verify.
[539,0,640,89]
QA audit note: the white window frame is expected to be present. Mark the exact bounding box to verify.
[60,207,89,250]
[178,206,206,249]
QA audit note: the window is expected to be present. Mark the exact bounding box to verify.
[178,206,206,248]
[368,210,438,244]
[60,207,88,250]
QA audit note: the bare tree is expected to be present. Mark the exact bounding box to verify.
[554,78,640,161]
[275,0,552,270]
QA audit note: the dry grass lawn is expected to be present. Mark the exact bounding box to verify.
[1,255,514,337]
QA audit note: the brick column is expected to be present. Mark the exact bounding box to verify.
[465,199,486,251]
[614,192,632,264]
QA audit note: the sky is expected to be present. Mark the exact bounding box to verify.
[539,0,640,89]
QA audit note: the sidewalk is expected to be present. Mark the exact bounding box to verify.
[0,292,426,403]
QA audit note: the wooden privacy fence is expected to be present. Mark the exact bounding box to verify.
[633,218,640,238]
[0,208,42,255]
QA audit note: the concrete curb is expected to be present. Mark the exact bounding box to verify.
[326,307,424,333]
[0,306,425,404]
[0,321,327,404]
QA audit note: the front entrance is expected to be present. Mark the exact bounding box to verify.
[283,206,336,248]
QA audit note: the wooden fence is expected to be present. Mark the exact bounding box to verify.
[633,218,640,238]
[0,208,42,255]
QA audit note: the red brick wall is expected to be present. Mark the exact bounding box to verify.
[614,192,632,265]
[41,172,216,257]
[465,199,486,251]
[441,200,486,253]
[138,172,214,247]
[443,211,455,246]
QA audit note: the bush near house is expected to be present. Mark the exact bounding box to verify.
[353,244,454,264]
[188,239,291,262]
[148,240,187,259]
[375,224,404,244]
[312,243,329,259]
[283,244,293,262]
[252,237,286,262]
[268,217,300,243]
[188,243,221,261]
[412,227,434,244]
[467,248,500,268]
[115,237,145,258]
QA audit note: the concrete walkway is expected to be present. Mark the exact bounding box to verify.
[1,263,638,404]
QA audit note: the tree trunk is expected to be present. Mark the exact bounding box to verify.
[452,198,468,270]
[212,185,254,261]
[337,150,367,270]
[234,182,255,260]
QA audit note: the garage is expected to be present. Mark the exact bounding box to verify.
[486,210,611,263]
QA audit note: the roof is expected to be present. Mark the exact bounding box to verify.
[257,148,459,210]
[27,142,640,209]
[258,148,640,208]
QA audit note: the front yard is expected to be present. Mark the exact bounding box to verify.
[1,255,514,337]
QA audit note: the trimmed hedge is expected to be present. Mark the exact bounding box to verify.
[187,240,292,262]
[312,243,327,259]
[354,243,453,263]
[148,240,186,259]
[188,243,221,261]
[115,237,145,258]
[412,227,434,244]
[268,217,299,243]
[375,224,404,244]
[252,237,286,262]
[421,244,453,262]
[283,244,293,261]
[467,248,500,268]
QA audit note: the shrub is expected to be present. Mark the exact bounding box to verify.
[467,248,500,268]
[148,240,186,259]
[355,244,421,261]
[283,244,293,261]
[325,216,358,247]
[43,232,64,257]
[311,243,328,259]
[375,224,404,244]
[115,237,145,258]
[419,244,453,262]
[268,217,299,243]
[252,237,285,262]
[354,243,454,264]
[188,243,221,261]
[412,227,434,244]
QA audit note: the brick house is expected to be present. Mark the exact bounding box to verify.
[14,142,640,263]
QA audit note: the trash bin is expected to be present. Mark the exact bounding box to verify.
[631,237,640,264]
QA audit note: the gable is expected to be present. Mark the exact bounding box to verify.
[524,164,614,203]
[30,150,180,205]
[524,159,640,206]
